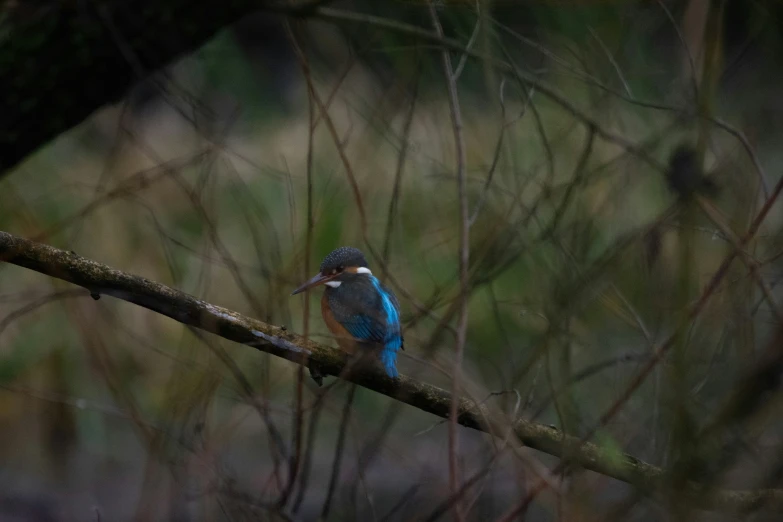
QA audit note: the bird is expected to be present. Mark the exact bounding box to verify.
[291,247,403,379]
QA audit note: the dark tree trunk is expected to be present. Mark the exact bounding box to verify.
[0,0,293,174]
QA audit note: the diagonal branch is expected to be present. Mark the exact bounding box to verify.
[0,230,781,512]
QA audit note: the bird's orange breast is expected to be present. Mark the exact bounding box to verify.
[321,292,358,353]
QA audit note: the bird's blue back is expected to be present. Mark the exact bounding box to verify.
[324,275,403,378]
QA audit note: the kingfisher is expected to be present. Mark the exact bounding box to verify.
[291,247,403,379]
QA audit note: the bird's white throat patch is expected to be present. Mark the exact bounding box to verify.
[325,281,342,288]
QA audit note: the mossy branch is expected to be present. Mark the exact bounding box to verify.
[0,230,780,512]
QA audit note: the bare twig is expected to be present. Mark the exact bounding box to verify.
[452,0,481,82]
[321,384,356,519]
[696,195,783,321]
[654,0,699,102]
[287,22,368,238]
[542,126,595,237]
[383,64,421,264]
[468,79,534,227]
[429,4,470,519]
[291,389,326,513]
[587,27,633,98]
[278,19,318,509]
[0,289,88,336]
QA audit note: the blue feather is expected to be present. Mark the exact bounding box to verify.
[341,315,375,340]
[379,348,399,379]
[370,276,402,378]
[370,277,402,348]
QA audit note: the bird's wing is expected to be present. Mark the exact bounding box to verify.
[329,277,402,348]
[338,313,389,344]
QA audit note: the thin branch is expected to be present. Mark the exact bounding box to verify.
[383,63,421,264]
[287,24,368,238]
[292,387,330,512]
[468,78,535,227]
[451,0,481,82]
[321,384,356,519]
[654,0,699,103]
[696,195,783,321]
[429,4,470,520]
[379,484,420,522]
[0,289,88,336]
[587,26,633,98]
[189,327,289,466]
[542,126,595,237]
[278,19,318,509]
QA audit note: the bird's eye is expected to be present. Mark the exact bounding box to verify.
[331,268,337,275]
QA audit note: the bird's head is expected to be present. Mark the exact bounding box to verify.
[291,246,371,295]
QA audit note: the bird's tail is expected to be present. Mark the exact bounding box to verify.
[379,348,399,379]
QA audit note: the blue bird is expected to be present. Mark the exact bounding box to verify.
[291,247,403,379]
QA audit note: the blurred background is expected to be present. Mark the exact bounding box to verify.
[2,0,783,520]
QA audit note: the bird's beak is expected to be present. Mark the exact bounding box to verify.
[291,272,336,296]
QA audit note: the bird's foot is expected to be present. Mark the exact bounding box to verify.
[308,362,324,387]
